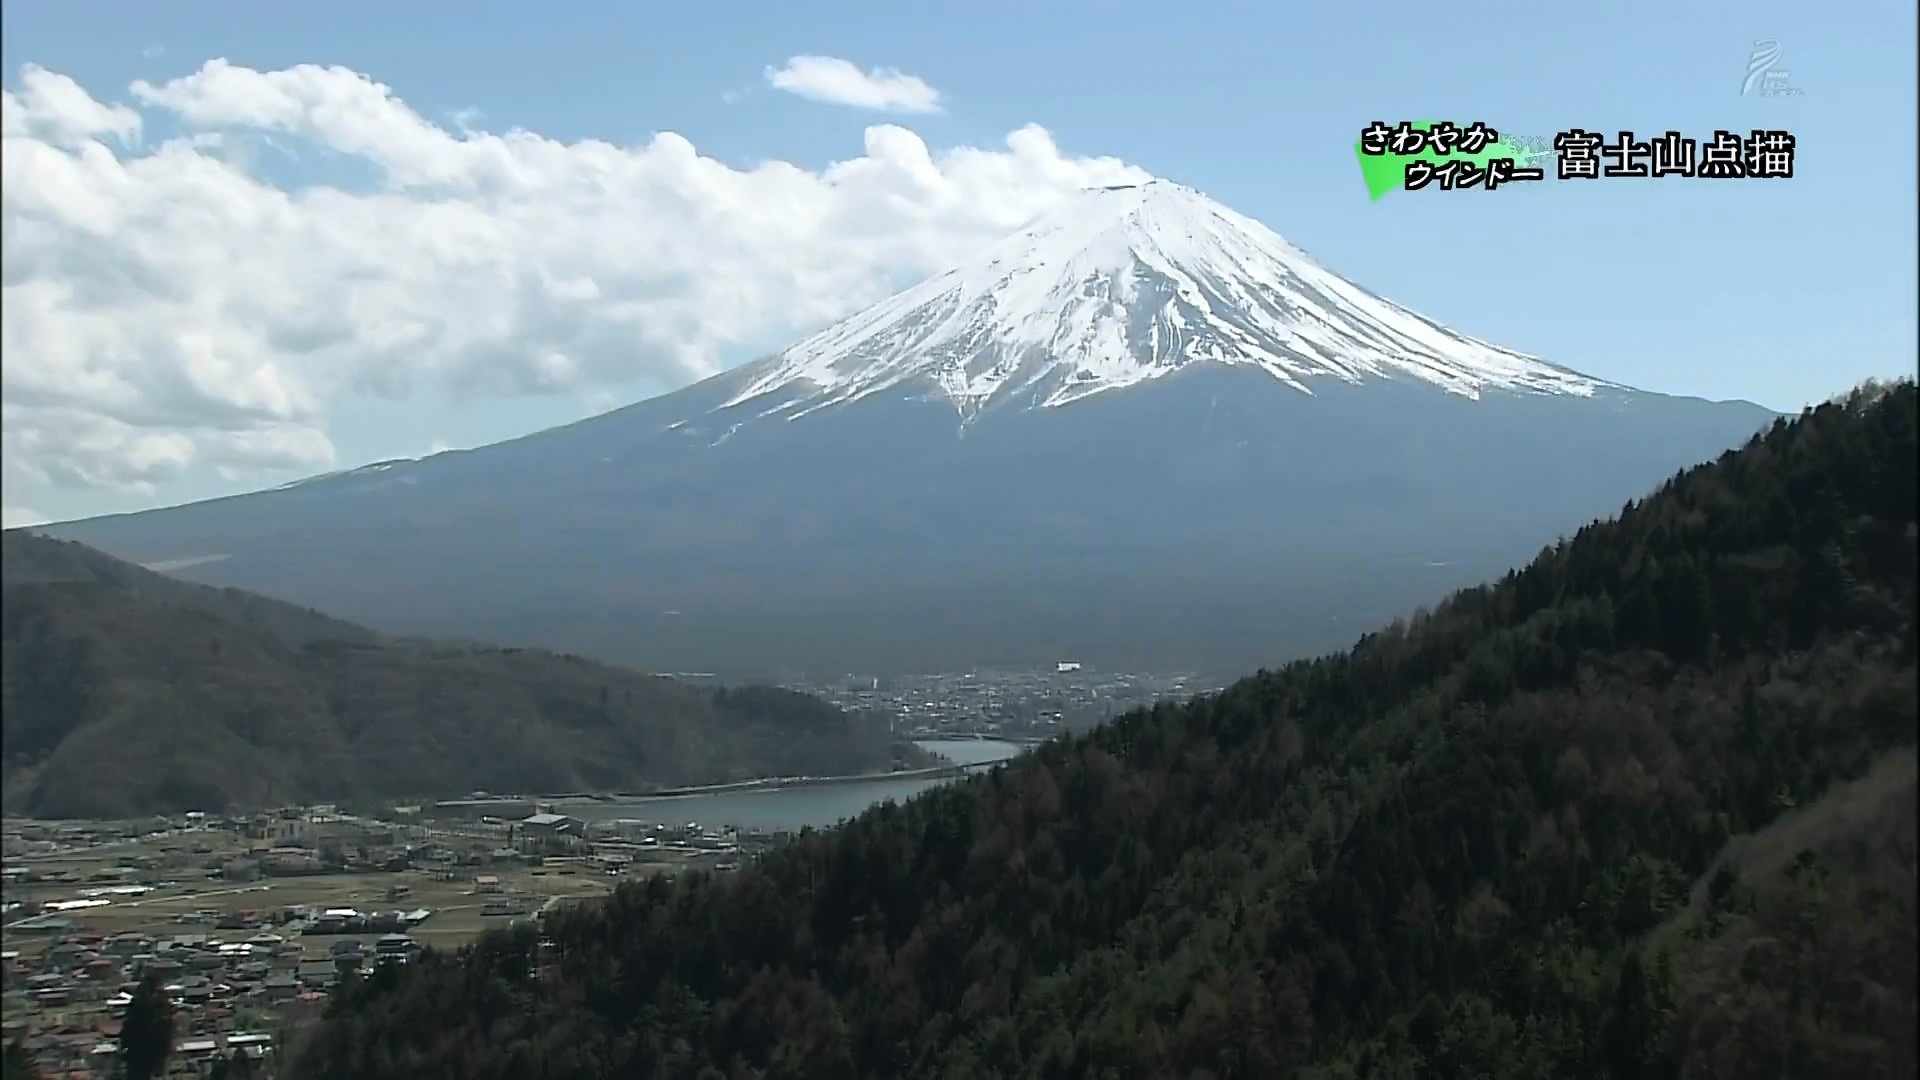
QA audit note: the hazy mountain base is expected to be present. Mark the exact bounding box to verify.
[287,382,1913,1080]
[1,535,910,819]
[41,370,1776,680]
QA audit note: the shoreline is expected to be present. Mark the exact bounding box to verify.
[556,762,987,805]
[547,739,1038,806]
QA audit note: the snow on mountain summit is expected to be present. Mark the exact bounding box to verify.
[723,180,1607,421]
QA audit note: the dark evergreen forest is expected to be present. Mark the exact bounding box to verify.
[289,381,1917,1079]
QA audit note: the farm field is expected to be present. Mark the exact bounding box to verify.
[1,822,654,958]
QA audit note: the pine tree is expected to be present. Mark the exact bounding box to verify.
[1599,952,1652,1079]
[120,973,174,1080]
[2,1040,40,1080]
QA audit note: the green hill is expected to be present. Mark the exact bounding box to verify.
[1,534,912,819]
[292,381,1915,1079]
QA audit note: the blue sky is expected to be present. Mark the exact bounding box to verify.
[2,0,1914,524]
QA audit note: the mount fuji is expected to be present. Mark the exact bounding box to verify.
[729,181,1604,419]
[34,181,1777,678]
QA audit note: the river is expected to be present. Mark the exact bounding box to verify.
[567,739,1026,831]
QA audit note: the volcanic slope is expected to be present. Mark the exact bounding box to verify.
[37,181,1778,678]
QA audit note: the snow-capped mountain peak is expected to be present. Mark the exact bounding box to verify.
[722,180,1605,421]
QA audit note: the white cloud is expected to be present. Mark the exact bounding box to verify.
[1,64,140,149]
[581,388,619,417]
[765,56,943,114]
[1,59,1150,495]
[2,505,48,529]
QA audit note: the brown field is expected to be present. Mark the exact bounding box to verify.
[1,827,652,957]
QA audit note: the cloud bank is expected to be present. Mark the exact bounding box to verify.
[2,506,48,529]
[764,55,943,113]
[0,60,1150,495]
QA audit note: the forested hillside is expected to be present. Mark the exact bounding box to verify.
[1,534,913,818]
[291,381,1916,1079]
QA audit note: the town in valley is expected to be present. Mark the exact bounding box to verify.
[0,665,1208,1077]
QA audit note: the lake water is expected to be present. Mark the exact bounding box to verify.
[569,739,1025,831]
[916,738,1030,767]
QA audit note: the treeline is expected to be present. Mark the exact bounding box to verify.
[291,381,1917,1079]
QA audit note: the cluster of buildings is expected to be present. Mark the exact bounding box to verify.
[425,802,796,858]
[0,808,550,1077]
[791,666,1218,740]
[2,903,442,1075]
[423,803,586,842]
[2,927,312,1076]
[0,777,897,1074]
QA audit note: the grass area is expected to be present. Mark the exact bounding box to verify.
[4,842,626,956]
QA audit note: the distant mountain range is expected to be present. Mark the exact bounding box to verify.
[0,533,910,819]
[31,181,1779,679]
